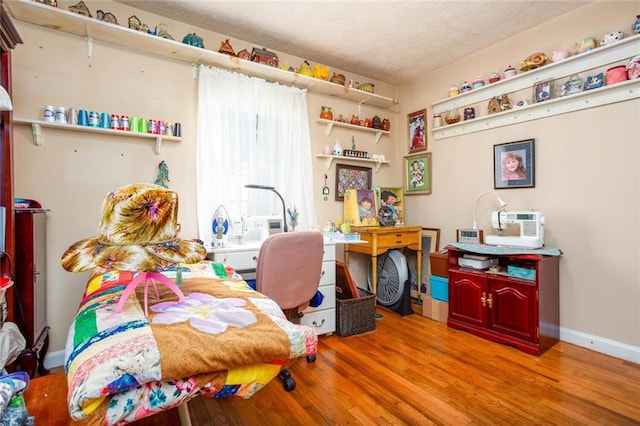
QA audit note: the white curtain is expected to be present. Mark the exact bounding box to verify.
[196,65,317,245]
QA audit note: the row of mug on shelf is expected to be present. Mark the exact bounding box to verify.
[43,105,181,136]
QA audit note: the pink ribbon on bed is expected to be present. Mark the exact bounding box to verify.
[114,272,185,316]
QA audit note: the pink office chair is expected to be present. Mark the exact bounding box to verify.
[255,230,324,391]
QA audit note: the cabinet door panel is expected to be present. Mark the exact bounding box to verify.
[449,270,487,327]
[490,278,536,342]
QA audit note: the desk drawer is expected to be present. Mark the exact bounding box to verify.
[210,250,258,271]
[376,232,419,247]
[300,308,336,335]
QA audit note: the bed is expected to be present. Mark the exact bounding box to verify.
[64,261,318,425]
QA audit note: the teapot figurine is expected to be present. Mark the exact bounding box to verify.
[320,106,333,120]
[381,118,390,131]
[182,32,204,48]
[350,115,361,126]
[298,60,314,77]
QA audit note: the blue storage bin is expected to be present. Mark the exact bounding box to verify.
[430,275,448,302]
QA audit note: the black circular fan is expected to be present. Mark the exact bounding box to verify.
[367,250,409,306]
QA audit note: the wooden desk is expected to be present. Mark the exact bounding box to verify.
[344,226,422,300]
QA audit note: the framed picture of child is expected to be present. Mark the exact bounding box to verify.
[408,109,427,153]
[494,138,535,189]
[373,186,404,225]
[403,153,432,195]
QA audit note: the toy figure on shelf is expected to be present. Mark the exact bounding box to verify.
[69,1,91,17]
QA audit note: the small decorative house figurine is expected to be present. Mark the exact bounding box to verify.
[520,52,548,71]
[218,39,236,56]
[237,49,251,60]
[128,15,142,31]
[69,1,91,17]
[251,47,279,67]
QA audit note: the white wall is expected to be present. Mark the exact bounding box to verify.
[397,2,639,361]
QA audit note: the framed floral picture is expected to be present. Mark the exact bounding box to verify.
[335,163,372,201]
[494,139,535,189]
[403,152,432,195]
[408,109,427,153]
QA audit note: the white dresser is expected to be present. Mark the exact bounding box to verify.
[207,240,337,335]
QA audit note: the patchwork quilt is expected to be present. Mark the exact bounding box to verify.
[64,262,317,425]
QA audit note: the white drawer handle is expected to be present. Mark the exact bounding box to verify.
[312,319,326,328]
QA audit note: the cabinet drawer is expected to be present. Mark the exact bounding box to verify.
[299,308,336,335]
[319,260,335,286]
[304,283,335,313]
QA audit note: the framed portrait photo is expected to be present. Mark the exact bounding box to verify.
[533,80,553,103]
[494,139,535,189]
[403,152,432,195]
[408,109,427,153]
[335,163,372,201]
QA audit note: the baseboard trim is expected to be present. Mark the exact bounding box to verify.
[560,327,640,364]
[43,350,65,370]
[42,329,640,370]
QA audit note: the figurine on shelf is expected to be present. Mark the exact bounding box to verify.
[372,116,382,129]
[69,1,91,17]
[156,23,174,40]
[154,161,170,188]
[633,15,640,34]
[381,118,390,131]
[96,10,118,24]
[218,39,236,56]
[584,72,604,90]
[320,106,333,120]
[182,33,205,48]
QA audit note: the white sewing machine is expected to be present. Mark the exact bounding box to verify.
[484,210,545,249]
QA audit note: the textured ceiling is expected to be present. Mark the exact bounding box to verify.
[115,0,592,85]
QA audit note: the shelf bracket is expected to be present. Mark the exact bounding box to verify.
[324,121,334,137]
[374,131,382,144]
[192,63,198,80]
[30,123,43,147]
[84,24,93,58]
[155,137,162,155]
[324,156,334,170]
[374,162,382,173]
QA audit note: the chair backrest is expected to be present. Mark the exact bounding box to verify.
[256,231,324,311]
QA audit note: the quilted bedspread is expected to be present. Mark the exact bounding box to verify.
[64,262,318,425]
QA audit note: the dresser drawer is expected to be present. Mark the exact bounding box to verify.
[304,283,335,313]
[319,260,336,286]
[300,308,336,335]
[323,244,336,262]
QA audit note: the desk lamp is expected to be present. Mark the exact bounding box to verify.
[245,184,288,232]
[472,191,507,229]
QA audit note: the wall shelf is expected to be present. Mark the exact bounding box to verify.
[432,79,640,139]
[430,33,640,139]
[7,0,399,110]
[13,118,181,154]
[316,119,390,143]
[315,154,389,172]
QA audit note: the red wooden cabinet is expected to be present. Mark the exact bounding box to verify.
[447,246,559,356]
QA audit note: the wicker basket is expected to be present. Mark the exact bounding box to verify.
[336,289,376,337]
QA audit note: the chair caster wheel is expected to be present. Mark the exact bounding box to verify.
[279,369,296,391]
[306,354,316,363]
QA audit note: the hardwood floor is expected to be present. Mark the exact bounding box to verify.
[138,305,640,425]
